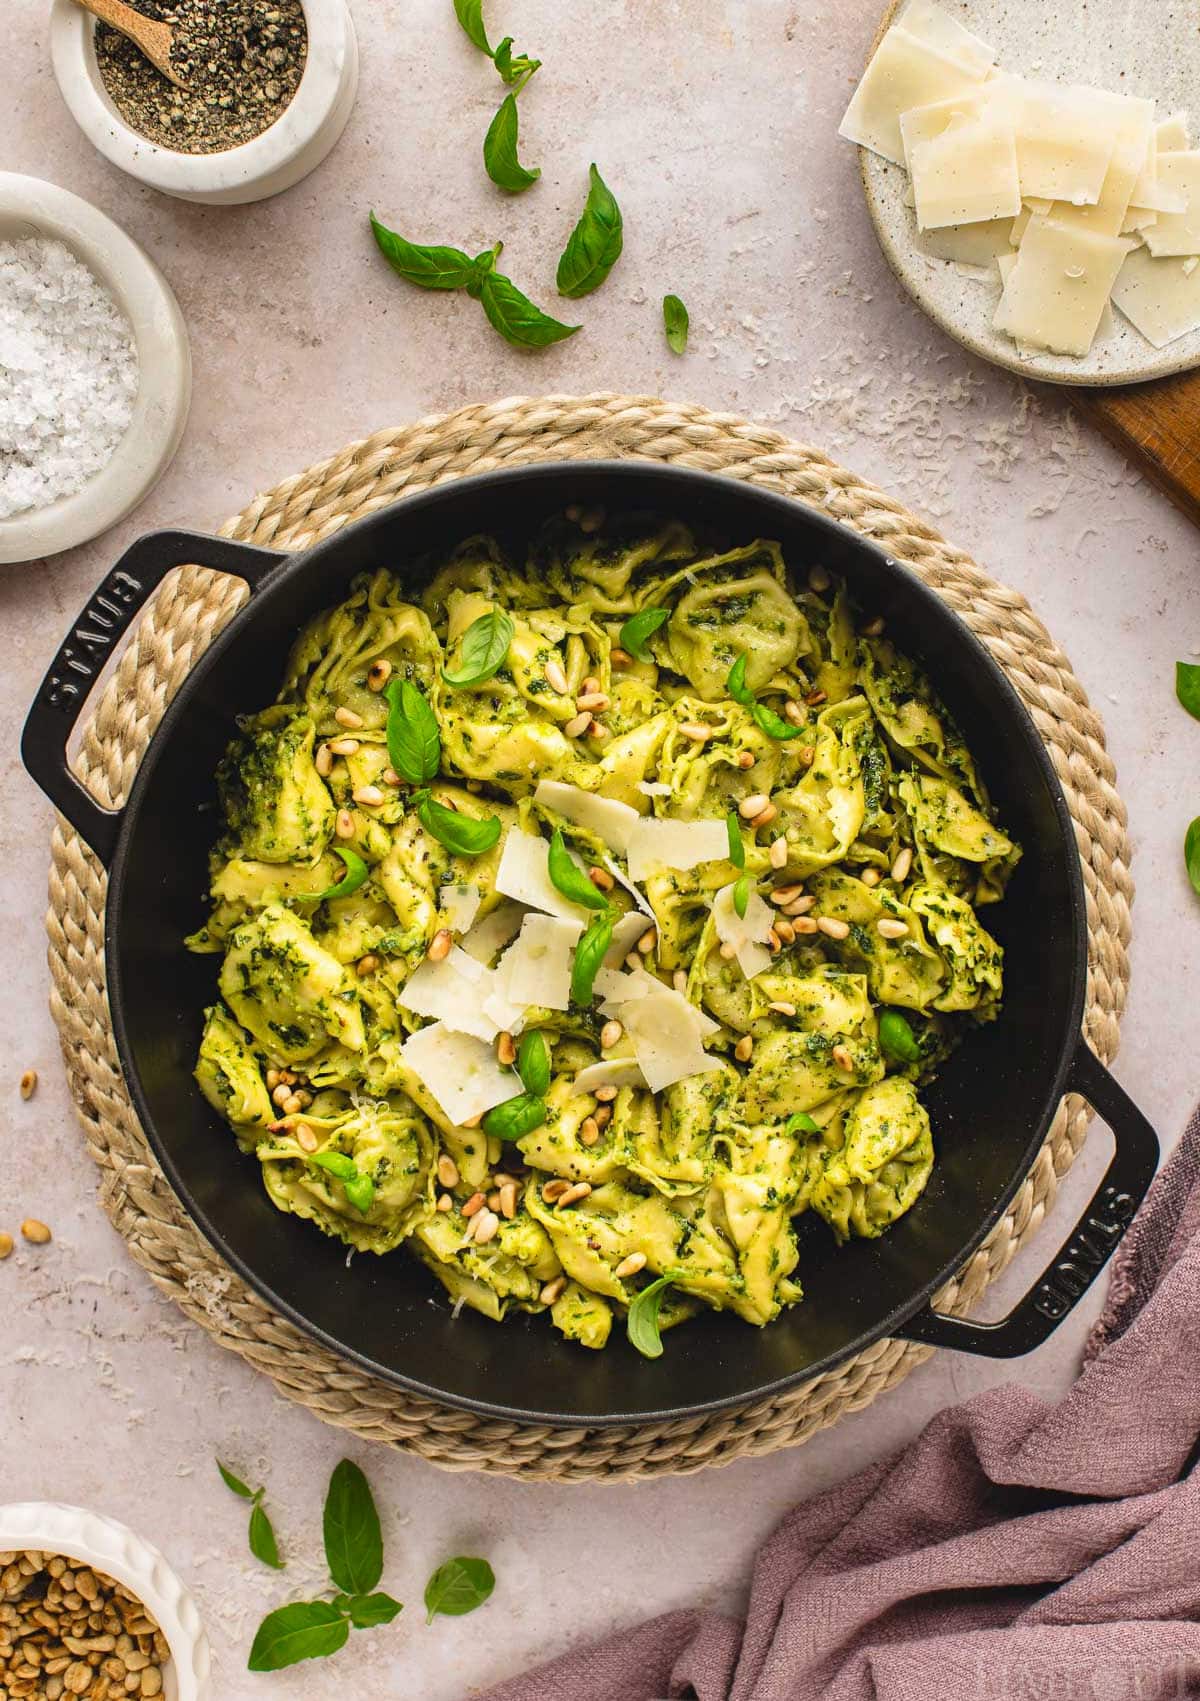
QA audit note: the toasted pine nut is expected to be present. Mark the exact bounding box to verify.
[544,659,569,695]
[496,1031,517,1067]
[799,744,816,766]
[804,688,827,707]
[356,954,379,976]
[499,1182,518,1220]
[751,805,778,828]
[383,767,401,786]
[588,865,615,892]
[266,1068,281,1090]
[588,719,609,739]
[492,1171,516,1188]
[769,883,804,906]
[556,1181,592,1208]
[792,916,820,935]
[739,793,769,819]
[462,1191,486,1218]
[808,564,831,592]
[576,691,610,714]
[542,1179,571,1202]
[737,750,756,769]
[472,1209,501,1245]
[334,706,364,729]
[767,928,782,952]
[335,809,355,839]
[19,1069,37,1101]
[610,647,632,668]
[437,1193,453,1213]
[769,837,788,869]
[593,1103,612,1131]
[564,710,592,737]
[272,1083,291,1107]
[733,1034,754,1063]
[20,1220,51,1245]
[600,1019,623,1050]
[428,928,453,962]
[593,1084,619,1103]
[680,721,712,742]
[784,895,816,917]
[877,918,909,939]
[891,847,913,883]
[487,1189,502,1212]
[637,927,657,954]
[437,1154,459,1189]
[315,743,333,776]
[282,1093,303,1116]
[579,1117,600,1146]
[295,1123,318,1153]
[614,1252,647,1280]
[784,700,805,727]
[0,1231,12,1259]
[861,616,885,637]
[768,1000,797,1016]
[832,1044,854,1071]
[719,940,737,960]
[817,916,851,940]
[625,952,641,969]
[540,1276,567,1304]
[861,868,882,888]
[328,737,360,756]
[774,919,796,944]
[353,784,385,807]
[673,969,688,993]
[368,658,392,691]
[582,675,602,696]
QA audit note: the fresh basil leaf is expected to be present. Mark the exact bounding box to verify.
[249,1502,283,1570]
[725,811,745,870]
[725,654,802,739]
[517,1029,552,1098]
[493,36,540,86]
[452,0,491,54]
[308,1150,358,1182]
[556,164,623,299]
[751,701,805,741]
[733,872,751,920]
[1186,817,1200,897]
[571,911,614,1005]
[1177,661,1200,721]
[481,1091,547,1140]
[217,1460,254,1499]
[369,214,478,291]
[618,606,669,662]
[467,242,503,299]
[345,1592,403,1629]
[344,1172,376,1216]
[417,793,502,856]
[424,1557,496,1624]
[484,94,540,193]
[785,1112,820,1136]
[879,1010,921,1064]
[384,677,440,785]
[726,654,754,708]
[547,828,609,911]
[662,293,689,354]
[302,846,369,905]
[324,1460,384,1597]
[248,1602,349,1672]
[626,1272,675,1359]
[478,269,580,348]
[443,608,514,687]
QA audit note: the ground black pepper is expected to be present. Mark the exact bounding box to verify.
[95,0,308,155]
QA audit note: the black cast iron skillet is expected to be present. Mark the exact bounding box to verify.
[22,462,1159,1426]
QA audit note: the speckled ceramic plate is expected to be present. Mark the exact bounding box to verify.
[861,0,1200,386]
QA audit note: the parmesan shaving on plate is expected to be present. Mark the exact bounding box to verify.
[399,1023,518,1125]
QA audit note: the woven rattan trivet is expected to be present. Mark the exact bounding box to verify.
[45,393,1133,1481]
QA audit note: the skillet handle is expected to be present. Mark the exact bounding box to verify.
[21,530,285,869]
[896,1040,1159,1357]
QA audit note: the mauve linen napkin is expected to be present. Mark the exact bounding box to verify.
[480,1106,1200,1701]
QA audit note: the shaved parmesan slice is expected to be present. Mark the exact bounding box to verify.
[619,983,719,1094]
[1158,113,1191,153]
[593,966,635,1003]
[636,781,673,798]
[599,854,655,918]
[460,899,526,965]
[1111,245,1200,347]
[495,913,582,1011]
[573,1058,649,1096]
[911,111,1021,230]
[713,882,776,981]
[1045,96,1155,239]
[400,945,523,1042]
[839,26,989,167]
[898,0,995,77]
[533,780,640,854]
[495,828,590,923]
[1003,80,1117,206]
[607,967,720,1038]
[995,217,1132,355]
[440,882,481,934]
[400,1023,517,1125]
[919,217,1013,267]
[626,817,729,881]
[604,910,653,968]
[899,89,990,174]
[1142,153,1200,256]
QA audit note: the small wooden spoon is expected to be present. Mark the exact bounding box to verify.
[71,0,186,88]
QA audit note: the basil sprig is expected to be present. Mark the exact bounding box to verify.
[618,605,669,662]
[879,1010,921,1065]
[1187,818,1200,897]
[626,1271,677,1359]
[218,1461,283,1570]
[484,93,540,193]
[478,269,580,347]
[662,293,689,354]
[784,1112,820,1136]
[1177,661,1200,721]
[368,216,480,290]
[443,608,514,688]
[247,1460,402,1671]
[302,846,369,905]
[417,793,501,856]
[548,828,609,911]
[482,1091,547,1140]
[424,1557,496,1624]
[726,654,805,742]
[494,37,539,87]
[384,676,440,784]
[571,911,615,1006]
[556,165,624,299]
[517,1029,552,1098]
[308,1149,376,1215]
[452,0,491,53]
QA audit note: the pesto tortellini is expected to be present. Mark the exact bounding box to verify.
[189,518,1019,1353]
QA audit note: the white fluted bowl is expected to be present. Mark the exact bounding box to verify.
[0,1503,210,1701]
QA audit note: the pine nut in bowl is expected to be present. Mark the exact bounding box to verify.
[50,0,359,206]
[0,1502,210,1700]
[0,174,190,567]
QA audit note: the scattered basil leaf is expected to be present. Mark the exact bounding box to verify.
[481,1091,547,1140]
[323,1460,384,1597]
[217,1461,254,1499]
[1176,661,1200,721]
[248,1602,349,1672]
[751,700,805,741]
[626,1272,675,1359]
[308,1150,358,1183]
[879,1010,921,1064]
[662,293,689,354]
[345,1592,403,1630]
[726,654,754,707]
[466,241,503,299]
[726,654,803,739]
[344,1172,376,1216]
[478,269,580,348]
[452,0,492,55]
[443,608,514,687]
[725,811,745,870]
[424,1557,496,1624]
[484,93,541,193]
[369,214,479,291]
[417,793,502,857]
[384,677,440,785]
[618,605,669,662]
[249,1502,283,1571]
[785,1112,820,1136]
[547,828,609,911]
[493,36,540,87]
[517,1029,552,1098]
[302,846,369,905]
[556,164,624,299]
[733,872,751,920]
[1186,817,1200,897]
[571,911,615,1005]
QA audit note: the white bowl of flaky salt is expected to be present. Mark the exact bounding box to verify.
[0,174,190,566]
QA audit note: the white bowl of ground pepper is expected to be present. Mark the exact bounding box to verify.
[50,0,359,206]
[0,1502,211,1699]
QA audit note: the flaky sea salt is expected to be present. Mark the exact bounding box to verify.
[0,237,138,521]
